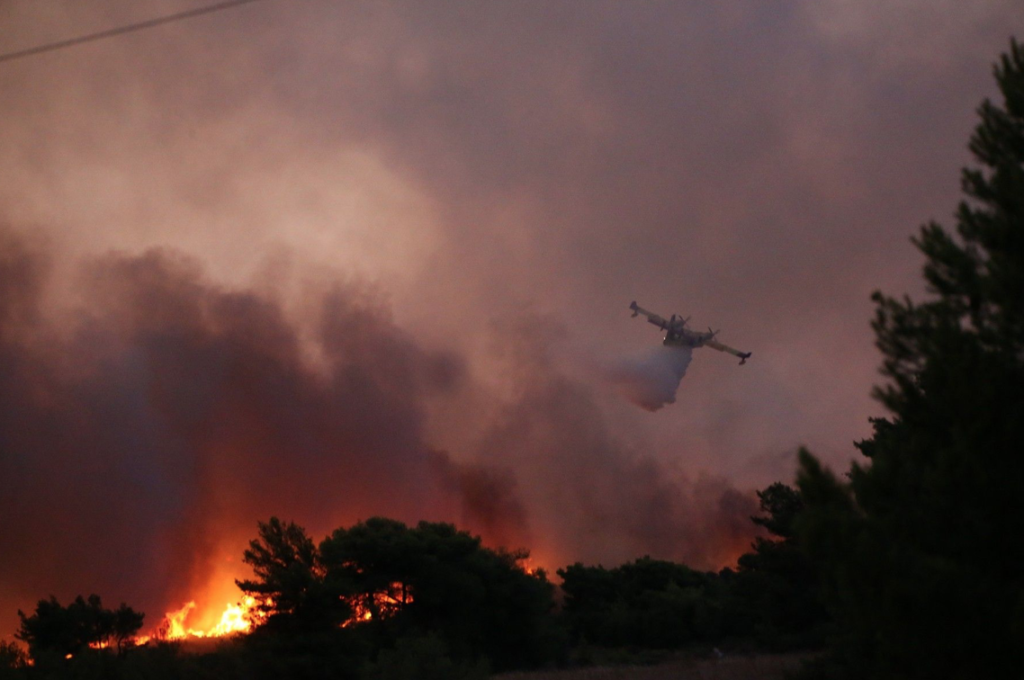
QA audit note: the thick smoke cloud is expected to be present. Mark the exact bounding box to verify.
[0,229,468,629]
[428,451,531,554]
[0,229,757,636]
[472,316,757,569]
[4,0,1022,641]
[2,2,1018,497]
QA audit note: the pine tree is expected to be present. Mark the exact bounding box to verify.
[797,40,1024,679]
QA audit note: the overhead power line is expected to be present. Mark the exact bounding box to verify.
[0,0,269,65]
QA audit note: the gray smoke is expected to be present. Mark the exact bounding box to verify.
[475,317,758,570]
[0,230,761,639]
[606,345,693,411]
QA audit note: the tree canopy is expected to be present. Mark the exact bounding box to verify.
[237,516,559,672]
[15,595,143,661]
[558,557,718,649]
[236,516,343,630]
[797,39,1024,679]
[734,481,827,650]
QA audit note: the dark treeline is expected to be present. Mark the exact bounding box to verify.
[3,36,1023,680]
[792,39,1024,680]
[559,482,825,655]
[12,595,143,662]
[2,496,826,679]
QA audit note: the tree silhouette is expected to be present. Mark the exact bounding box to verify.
[797,39,1024,679]
[236,517,345,630]
[15,594,143,663]
[558,557,714,649]
[236,516,559,671]
[0,640,28,674]
[734,481,827,650]
[751,482,803,539]
[112,604,145,656]
[321,518,558,671]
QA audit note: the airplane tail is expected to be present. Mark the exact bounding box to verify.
[630,300,639,317]
[739,352,751,366]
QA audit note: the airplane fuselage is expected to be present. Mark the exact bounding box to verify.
[663,327,714,348]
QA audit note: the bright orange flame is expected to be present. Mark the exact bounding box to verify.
[156,596,268,641]
[164,601,197,639]
[75,597,271,650]
[62,580,421,652]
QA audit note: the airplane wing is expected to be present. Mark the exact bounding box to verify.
[629,301,686,331]
[629,301,669,328]
[704,339,752,365]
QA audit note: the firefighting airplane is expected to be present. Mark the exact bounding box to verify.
[630,301,752,365]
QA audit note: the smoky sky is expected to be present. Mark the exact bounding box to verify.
[2,0,1023,636]
[0,231,463,629]
[0,229,757,636]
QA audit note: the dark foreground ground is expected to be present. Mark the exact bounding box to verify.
[495,653,809,680]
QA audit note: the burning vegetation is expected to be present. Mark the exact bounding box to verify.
[0,227,770,676]
[0,223,759,648]
[10,516,562,676]
[157,596,269,641]
[3,27,1023,680]
[9,491,828,677]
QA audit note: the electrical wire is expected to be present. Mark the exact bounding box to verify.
[0,0,270,65]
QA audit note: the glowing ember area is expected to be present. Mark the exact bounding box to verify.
[158,596,268,640]
[343,582,412,627]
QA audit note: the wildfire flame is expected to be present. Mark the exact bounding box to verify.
[84,580,418,652]
[342,581,412,628]
[152,596,268,642]
[80,597,263,653]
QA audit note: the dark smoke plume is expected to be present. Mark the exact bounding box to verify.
[0,229,482,633]
[428,451,531,553]
[0,228,758,637]
[474,316,758,569]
